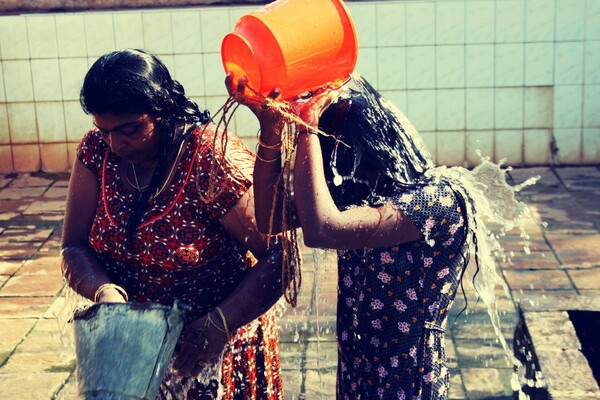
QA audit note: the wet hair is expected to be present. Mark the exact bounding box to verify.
[318,74,480,317]
[317,74,435,210]
[80,49,211,238]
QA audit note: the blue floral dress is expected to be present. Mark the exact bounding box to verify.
[336,181,469,400]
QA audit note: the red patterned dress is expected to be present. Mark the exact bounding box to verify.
[77,124,283,399]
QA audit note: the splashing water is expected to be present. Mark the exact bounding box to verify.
[424,159,539,359]
[317,74,546,398]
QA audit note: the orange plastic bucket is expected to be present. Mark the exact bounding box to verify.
[221,0,358,100]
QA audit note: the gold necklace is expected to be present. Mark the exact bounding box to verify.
[154,134,188,197]
[127,163,149,192]
[124,125,192,197]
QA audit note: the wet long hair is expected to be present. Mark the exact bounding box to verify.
[317,74,476,315]
[317,74,435,210]
[80,49,210,237]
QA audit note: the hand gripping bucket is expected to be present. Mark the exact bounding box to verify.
[73,302,185,400]
[221,0,358,100]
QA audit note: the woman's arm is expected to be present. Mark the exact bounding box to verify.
[293,91,423,250]
[226,74,289,234]
[215,189,283,329]
[174,189,283,375]
[61,158,126,303]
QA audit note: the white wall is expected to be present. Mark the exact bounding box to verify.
[0,0,599,172]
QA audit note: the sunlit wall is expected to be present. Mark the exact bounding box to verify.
[0,0,598,173]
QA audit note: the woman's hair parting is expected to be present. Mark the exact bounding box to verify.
[80,49,211,238]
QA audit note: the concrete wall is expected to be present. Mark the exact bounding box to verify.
[0,0,599,172]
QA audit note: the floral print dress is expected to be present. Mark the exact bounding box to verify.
[77,124,283,400]
[336,181,469,400]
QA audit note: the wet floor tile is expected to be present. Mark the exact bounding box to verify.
[568,267,600,289]
[0,372,71,400]
[503,269,573,290]
[545,233,600,266]
[0,274,65,297]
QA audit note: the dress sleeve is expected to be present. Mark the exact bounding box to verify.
[76,129,108,179]
[392,182,467,248]
[195,126,255,219]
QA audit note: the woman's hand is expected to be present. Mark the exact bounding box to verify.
[95,287,127,303]
[294,86,344,131]
[173,313,229,377]
[225,74,284,133]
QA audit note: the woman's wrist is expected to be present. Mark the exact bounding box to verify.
[94,283,128,303]
[205,306,231,339]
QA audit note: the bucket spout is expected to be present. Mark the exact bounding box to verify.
[74,302,186,400]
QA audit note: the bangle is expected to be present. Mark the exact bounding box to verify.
[255,151,282,163]
[205,306,230,338]
[297,129,318,136]
[94,283,128,303]
[214,306,230,336]
[258,138,282,150]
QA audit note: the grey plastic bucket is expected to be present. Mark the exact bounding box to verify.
[73,301,185,400]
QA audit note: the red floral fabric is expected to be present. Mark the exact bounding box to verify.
[77,124,283,399]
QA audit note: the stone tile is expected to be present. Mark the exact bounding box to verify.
[23,200,66,215]
[0,186,48,200]
[16,256,62,276]
[17,318,70,354]
[0,241,44,260]
[279,341,306,371]
[545,233,600,267]
[43,185,68,199]
[568,268,600,290]
[460,367,514,399]
[0,373,70,400]
[522,311,581,350]
[0,177,14,189]
[448,372,466,399]
[512,289,580,309]
[7,174,54,188]
[0,274,65,297]
[305,341,337,370]
[1,349,75,373]
[39,234,62,255]
[535,348,600,398]
[0,297,54,318]
[1,226,54,242]
[503,269,573,290]
[446,337,458,368]
[54,374,79,400]
[0,212,20,222]
[533,201,596,232]
[554,166,600,191]
[502,250,561,270]
[451,322,515,342]
[0,260,24,275]
[454,339,513,369]
[508,167,559,188]
[0,318,36,360]
[302,369,336,399]
[498,234,549,253]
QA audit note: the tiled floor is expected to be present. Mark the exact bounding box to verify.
[0,166,599,399]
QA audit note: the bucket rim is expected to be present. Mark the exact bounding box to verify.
[73,301,184,321]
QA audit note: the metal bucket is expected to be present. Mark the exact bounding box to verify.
[73,302,185,400]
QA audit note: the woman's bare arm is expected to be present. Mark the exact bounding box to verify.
[292,89,423,250]
[293,133,422,250]
[61,158,125,303]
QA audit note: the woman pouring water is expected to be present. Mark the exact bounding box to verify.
[61,49,286,399]
[230,74,474,399]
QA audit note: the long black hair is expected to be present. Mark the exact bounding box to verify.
[317,74,435,210]
[80,48,211,238]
